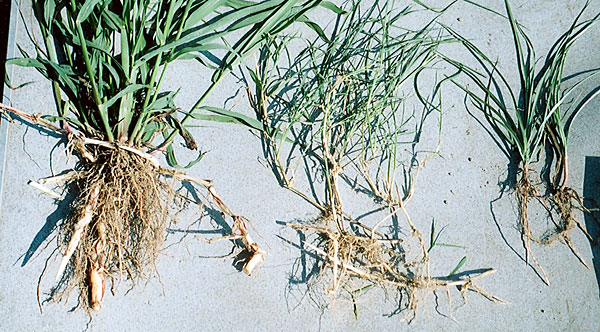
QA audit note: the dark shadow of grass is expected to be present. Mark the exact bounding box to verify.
[20,178,76,266]
[165,182,249,270]
[583,156,600,296]
[276,222,329,327]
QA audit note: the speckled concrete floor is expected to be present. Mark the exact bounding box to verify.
[1,1,599,331]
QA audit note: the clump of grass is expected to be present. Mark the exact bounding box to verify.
[3,0,324,312]
[444,0,600,283]
[543,31,600,257]
[213,0,502,319]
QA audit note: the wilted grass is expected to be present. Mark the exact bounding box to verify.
[444,0,600,283]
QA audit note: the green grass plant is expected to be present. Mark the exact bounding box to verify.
[3,0,326,311]
[443,0,600,283]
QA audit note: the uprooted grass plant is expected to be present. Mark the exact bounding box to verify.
[211,0,503,320]
[3,0,328,312]
[444,0,600,284]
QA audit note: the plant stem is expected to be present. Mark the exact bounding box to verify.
[519,164,531,265]
[155,74,226,151]
[131,0,193,145]
[36,18,65,128]
[70,0,114,141]
[560,154,568,191]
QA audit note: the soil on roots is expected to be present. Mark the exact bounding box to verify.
[537,187,595,268]
[543,188,577,244]
[515,165,552,284]
[291,216,502,321]
[515,167,539,265]
[50,148,172,311]
[321,228,423,312]
[515,165,597,279]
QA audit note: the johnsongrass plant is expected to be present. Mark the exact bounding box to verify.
[443,0,600,284]
[2,0,328,312]
[212,0,502,320]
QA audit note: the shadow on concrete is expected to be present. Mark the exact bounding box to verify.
[1,113,65,140]
[166,181,251,271]
[275,223,328,329]
[583,156,600,296]
[488,152,552,284]
[489,153,521,260]
[20,172,76,266]
[168,182,233,235]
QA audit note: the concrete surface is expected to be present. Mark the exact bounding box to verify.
[1,0,600,331]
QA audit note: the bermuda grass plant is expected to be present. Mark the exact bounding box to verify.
[213,0,503,319]
[444,0,600,284]
[2,0,327,312]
